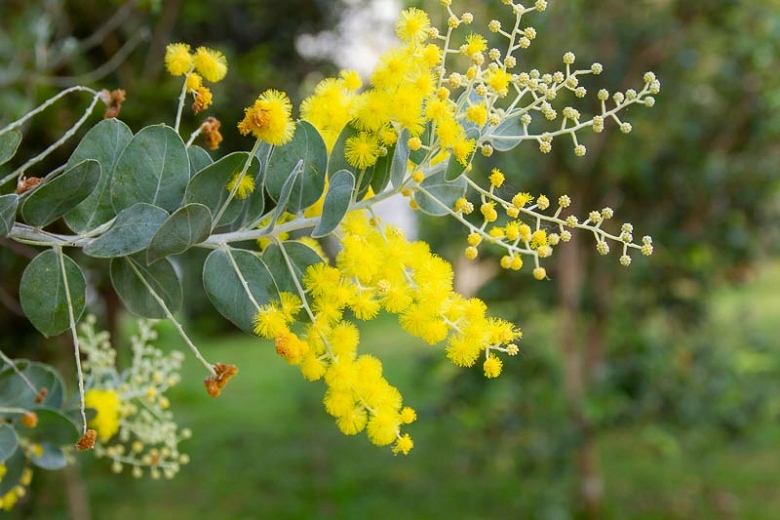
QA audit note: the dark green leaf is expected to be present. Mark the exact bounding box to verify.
[21,159,100,228]
[110,255,182,318]
[63,118,133,232]
[368,144,394,197]
[262,241,323,295]
[0,193,18,237]
[84,203,168,258]
[413,167,468,216]
[0,129,22,166]
[26,408,80,447]
[266,120,327,213]
[111,124,189,213]
[312,169,354,238]
[0,424,18,463]
[203,248,279,333]
[29,442,68,470]
[390,130,411,188]
[146,203,212,264]
[0,449,24,495]
[184,152,259,227]
[19,250,86,337]
[0,360,67,409]
[188,145,213,175]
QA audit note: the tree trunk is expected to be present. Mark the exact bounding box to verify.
[557,209,603,518]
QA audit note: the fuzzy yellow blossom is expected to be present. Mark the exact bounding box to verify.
[489,168,505,187]
[393,434,414,455]
[225,171,255,200]
[185,72,202,92]
[238,89,296,145]
[193,46,228,82]
[483,354,503,378]
[84,388,122,442]
[164,43,192,76]
[340,69,362,91]
[462,33,488,57]
[395,7,431,44]
[466,104,488,126]
[480,202,498,222]
[345,132,380,169]
[512,192,534,208]
[485,67,512,96]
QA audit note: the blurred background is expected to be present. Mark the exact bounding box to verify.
[2,0,780,518]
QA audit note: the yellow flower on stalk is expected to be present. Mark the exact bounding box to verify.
[226,171,255,199]
[164,43,193,76]
[238,89,296,145]
[462,33,488,57]
[344,132,380,169]
[193,46,228,82]
[395,7,431,44]
[84,388,122,442]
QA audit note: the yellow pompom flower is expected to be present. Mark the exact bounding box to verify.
[344,132,380,169]
[193,46,228,82]
[164,43,193,76]
[483,354,503,378]
[393,433,414,455]
[84,388,122,442]
[226,171,255,199]
[395,7,431,44]
[238,89,296,145]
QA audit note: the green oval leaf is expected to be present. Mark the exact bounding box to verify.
[203,248,279,333]
[413,167,468,216]
[184,152,259,227]
[312,169,354,238]
[266,120,327,213]
[0,424,18,463]
[262,241,323,295]
[84,203,168,258]
[26,408,80,447]
[21,159,100,228]
[0,129,22,166]
[0,360,67,410]
[368,144,394,197]
[63,118,133,232]
[261,161,301,233]
[146,203,212,264]
[111,124,189,213]
[487,117,523,152]
[0,193,18,237]
[188,145,213,175]
[29,442,68,470]
[390,130,411,188]
[110,255,182,318]
[19,250,86,337]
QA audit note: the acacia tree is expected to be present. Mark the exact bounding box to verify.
[0,0,662,512]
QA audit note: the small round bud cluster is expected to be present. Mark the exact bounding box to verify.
[461,12,474,24]
[525,27,537,39]
[575,86,587,98]
[475,84,488,96]
[597,89,610,101]
[538,245,553,258]
[588,210,603,224]
[563,107,580,121]
[641,235,654,256]
[613,92,625,104]
[536,194,550,210]
[454,197,474,214]
[591,63,603,74]
[558,195,571,208]
[488,48,501,61]
[574,144,586,156]
[565,215,578,227]
[488,20,501,33]
[465,246,479,259]
[548,233,560,246]
[563,52,576,65]
[519,37,532,49]
[560,230,572,242]
[620,122,633,134]
[504,56,517,68]
[448,73,464,88]
[620,230,634,243]
[644,97,656,107]
[481,144,494,157]
[592,115,604,133]
[447,15,460,29]
[601,207,614,219]
[520,114,532,126]
[625,89,637,101]
[533,267,547,280]
[539,138,552,154]
[619,254,632,266]
[565,76,579,88]
[596,241,610,255]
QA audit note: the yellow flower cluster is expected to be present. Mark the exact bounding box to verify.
[0,465,32,511]
[253,211,521,453]
[238,89,296,146]
[165,43,228,114]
